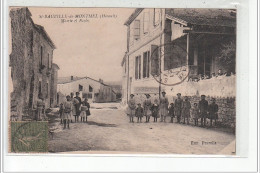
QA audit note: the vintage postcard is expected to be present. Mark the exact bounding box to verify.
[8,7,236,154]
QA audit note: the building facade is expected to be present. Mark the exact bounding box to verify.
[9,7,59,120]
[57,77,116,103]
[121,8,236,105]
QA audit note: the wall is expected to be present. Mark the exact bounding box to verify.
[9,8,56,120]
[57,78,116,103]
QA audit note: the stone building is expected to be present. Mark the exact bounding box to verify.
[121,8,236,129]
[9,7,59,120]
[57,76,116,103]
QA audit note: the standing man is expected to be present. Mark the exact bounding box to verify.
[71,92,79,123]
[143,94,152,123]
[199,95,208,127]
[74,92,82,122]
[174,93,183,123]
[182,96,191,124]
[208,98,219,127]
[159,91,169,122]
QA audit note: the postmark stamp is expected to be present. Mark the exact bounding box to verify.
[11,121,48,153]
[151,41,190,86]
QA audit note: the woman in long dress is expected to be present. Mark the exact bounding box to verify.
[159,91,169,122]
[126,94,136,123]
[143,94,152,123]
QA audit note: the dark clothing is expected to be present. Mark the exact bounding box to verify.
[174,98,183,123]
[168,106,175,118]
[199,99,208,126]
[208,103,218,126]
[82,100,91,116]
[74,96,82,116]
[151,104,159,118]
[135,107,144,117]
[199,99,208,118]
[208,103,218,119]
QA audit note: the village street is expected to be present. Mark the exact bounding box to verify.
[48,103,235,154]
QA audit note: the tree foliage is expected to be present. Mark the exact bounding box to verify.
[216,41,236,73]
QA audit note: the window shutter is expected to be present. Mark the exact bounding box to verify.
[151,45,159,76]
[143,52,147,78]
[133,20,140,40]
[135,56,138,79]
[143,12,149,34]
[147,51,150,77]
[138,56,141,79]
[154,9,160,26]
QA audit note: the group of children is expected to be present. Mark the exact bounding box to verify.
[59,92,91,129]
[126,92,219,127]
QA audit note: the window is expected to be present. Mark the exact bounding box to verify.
[135,55,141,79]
[79,84,83,91]
[48,53,51,69]
[133,20,140,40]
[89,85,93,92]
[151,45,159,76]
[143,12,149,34]
[40,46,43,67]
[143,51,150,78]
[153,9,160,26]
[88,93,92,99]
[46,83,49,97]
[38,81,42,94]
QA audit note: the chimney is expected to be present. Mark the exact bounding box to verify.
[71,76,74,81]
[99,78,103,83]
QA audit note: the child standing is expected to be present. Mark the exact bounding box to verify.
[82,98,91,122]
[182,96,191,124]
[151,99,159,122]
[59,103,64,124]
[135,103,144,123]
[168,103,175,123]
[63,95,72,129]
[208,98,219,126]
[191,103,199,126]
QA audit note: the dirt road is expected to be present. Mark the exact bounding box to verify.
[48,103,235,154]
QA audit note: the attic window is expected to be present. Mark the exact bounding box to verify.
[133,20,140,40]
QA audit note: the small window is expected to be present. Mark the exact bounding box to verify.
[46,83,49,97]
[133,20,140,40]
[38,81,42,94]
[40,46,43,67]
[79,84,83,91]
[48,53,51,69]
[89,85,93,92]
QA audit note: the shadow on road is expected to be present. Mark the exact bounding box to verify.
[87,121,117,127]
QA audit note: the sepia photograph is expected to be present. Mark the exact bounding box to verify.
[8,7,237,155]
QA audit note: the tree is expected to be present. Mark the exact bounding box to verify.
[216,40,236,74]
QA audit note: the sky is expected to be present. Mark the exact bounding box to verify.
[27,7,135,82]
